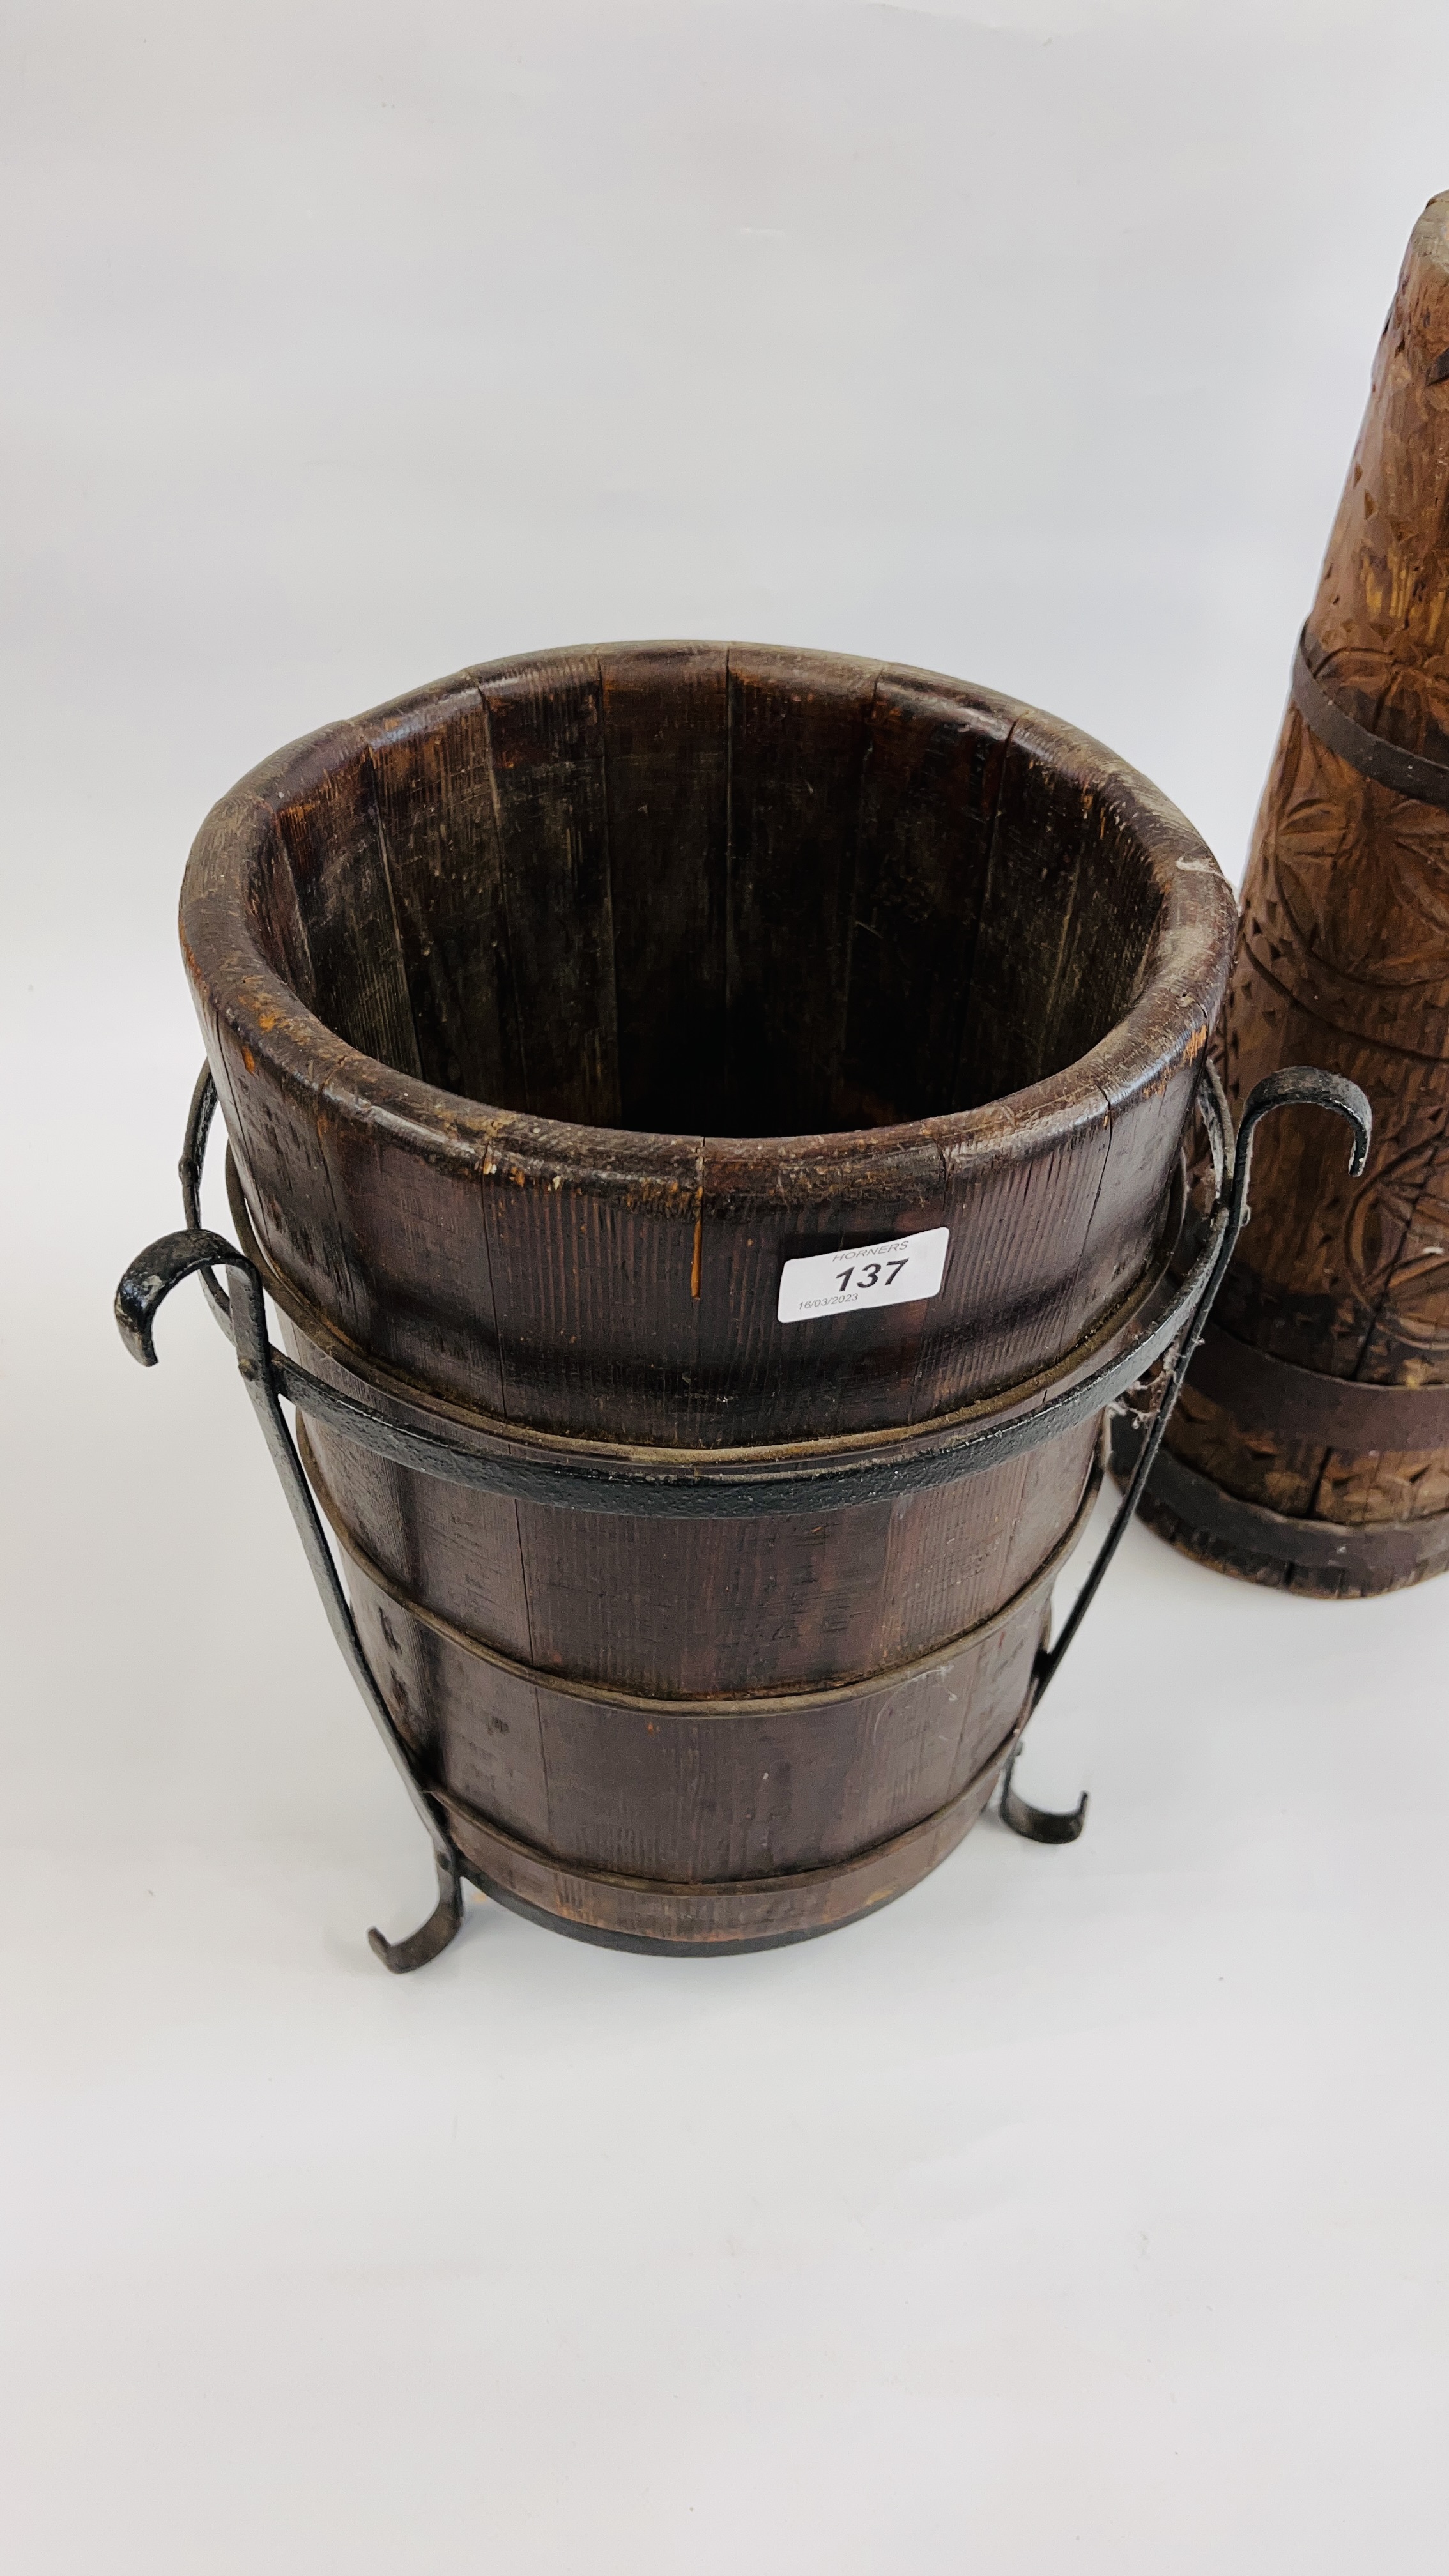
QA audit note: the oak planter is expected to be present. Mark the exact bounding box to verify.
[180,644,1234,1951]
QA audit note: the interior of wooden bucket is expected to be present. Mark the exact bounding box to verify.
[258,650,1168,1137]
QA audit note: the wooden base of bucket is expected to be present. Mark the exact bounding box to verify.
[1110,1411,1449,1600]
[436,1745,1009,1953]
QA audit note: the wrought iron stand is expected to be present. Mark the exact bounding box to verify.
[116,1061,1370,1971]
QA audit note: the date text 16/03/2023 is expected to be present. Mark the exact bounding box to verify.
[776,1229,950,1324]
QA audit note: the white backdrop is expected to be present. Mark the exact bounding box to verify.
[3,4,1447,2568]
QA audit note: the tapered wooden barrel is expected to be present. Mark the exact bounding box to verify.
[181,645,1234,1949]
[1126,194,1449,1596]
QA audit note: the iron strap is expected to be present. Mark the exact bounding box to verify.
[1291,627,1449,811]
[1186,1314,1449,1453]
[300,1417,1103,1715]
[227,1130,1176,1519]
[120,1068,1224,1522]
[1112,1413,1449,1584]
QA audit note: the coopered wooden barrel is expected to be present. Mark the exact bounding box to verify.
[181,645,1234,1950]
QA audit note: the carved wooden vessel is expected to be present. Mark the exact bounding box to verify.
[1123,194,1449,1596]
[181,643,1232,1949]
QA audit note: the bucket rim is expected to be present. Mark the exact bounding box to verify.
[180,640,1236,1192]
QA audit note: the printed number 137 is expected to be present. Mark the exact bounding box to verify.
[837,1257,908,1292]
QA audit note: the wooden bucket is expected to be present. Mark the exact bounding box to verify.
[182,645,1234,1951]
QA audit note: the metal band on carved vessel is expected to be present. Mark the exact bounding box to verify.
[1186,1317,1449,1452]
[1114,1412,1449,1586]
[1291,628,1449,810]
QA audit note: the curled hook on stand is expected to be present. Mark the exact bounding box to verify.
[997,1061,1372,1846]
[116,1218,470,1973]
[999,1745,1089,1844]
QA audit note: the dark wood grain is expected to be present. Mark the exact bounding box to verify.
[724,647,881,1135]
[470,650,620,1125]
[601,641,730,1133]
[359,674,525,1108]
[273,724,422,1080]
[842,666,1015,1126]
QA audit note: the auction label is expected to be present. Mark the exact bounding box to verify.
[776,1227,949,1324]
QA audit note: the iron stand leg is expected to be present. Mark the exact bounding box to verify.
[998,1061,1372,1844]
[116,1222,471,1972]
